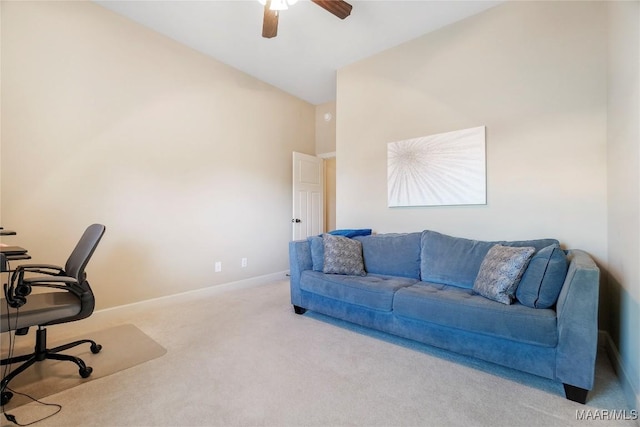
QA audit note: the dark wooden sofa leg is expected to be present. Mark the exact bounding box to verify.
[293,305,307,315]
[563,384,588,404]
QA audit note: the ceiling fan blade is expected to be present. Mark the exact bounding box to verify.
[262,1,279,38]
[311,0,352,20]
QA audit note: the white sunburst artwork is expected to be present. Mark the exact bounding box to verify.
[387,126,486,207]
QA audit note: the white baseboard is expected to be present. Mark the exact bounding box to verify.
[600,329,640,413]
[96,270,290,314]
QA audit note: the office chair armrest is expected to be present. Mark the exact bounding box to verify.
[22,277,84,301]
[8,272,82,300]
[22,276,82,297]
[9,264,66,291]
[12,264,65,276]
[22,276,79,285]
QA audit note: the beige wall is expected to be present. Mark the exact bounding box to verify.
[315,101,336,155]
[315,101,337,232]
[1,0,636,409]
[336,1,607,263]
[607,0,640,409]
[324,157,336,232]
[0,1,315,308]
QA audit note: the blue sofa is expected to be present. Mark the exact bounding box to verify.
[289,230,600,404]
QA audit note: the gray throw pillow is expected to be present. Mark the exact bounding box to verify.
[473,245,535,305]
[322,233,366,276]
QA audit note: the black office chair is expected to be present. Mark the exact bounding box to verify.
[0,224,106,405]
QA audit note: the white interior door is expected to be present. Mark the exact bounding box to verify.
[292,152,324,240]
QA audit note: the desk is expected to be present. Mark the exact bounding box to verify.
[0,228,31,272]
[1,253,31,272]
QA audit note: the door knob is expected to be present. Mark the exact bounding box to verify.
[292,219,301,223]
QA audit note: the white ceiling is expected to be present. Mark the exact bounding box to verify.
[95,0,502,105]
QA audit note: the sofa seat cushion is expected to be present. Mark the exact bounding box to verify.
[300,271,418,311]
[393,282,558,347]
[420,230,559,289]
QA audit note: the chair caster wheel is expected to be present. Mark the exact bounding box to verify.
[91,343,102,354]
[79,367,93,378]
[1,391,13,405]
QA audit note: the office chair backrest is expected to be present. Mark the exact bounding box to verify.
[64,224,106,282]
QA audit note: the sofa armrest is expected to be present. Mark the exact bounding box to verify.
[555,249,600,390]
[289,240,313,307]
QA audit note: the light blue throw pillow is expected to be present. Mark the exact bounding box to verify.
[473,245,535,305]
[308,236,324,272]
[327,229,372,238]
[516,244,568,308]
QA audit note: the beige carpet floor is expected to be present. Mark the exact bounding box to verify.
[1,323,167,410]
[1,279,636,427]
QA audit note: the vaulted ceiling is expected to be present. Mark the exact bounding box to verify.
[95,1,502,105]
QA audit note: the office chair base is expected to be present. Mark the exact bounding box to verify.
[0,327,101,404]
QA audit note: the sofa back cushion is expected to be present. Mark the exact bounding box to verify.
[420,230,559,289]
[420,231,494,288]
[354,233,422,280]
[516,244,568,308]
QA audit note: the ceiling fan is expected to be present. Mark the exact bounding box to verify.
[260,0,353,38]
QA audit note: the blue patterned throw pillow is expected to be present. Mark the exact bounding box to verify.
[473,244,535,304]
[322,233,366,276]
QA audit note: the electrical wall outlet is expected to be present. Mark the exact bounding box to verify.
[215,261,222,272]
[241,258,248,268]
